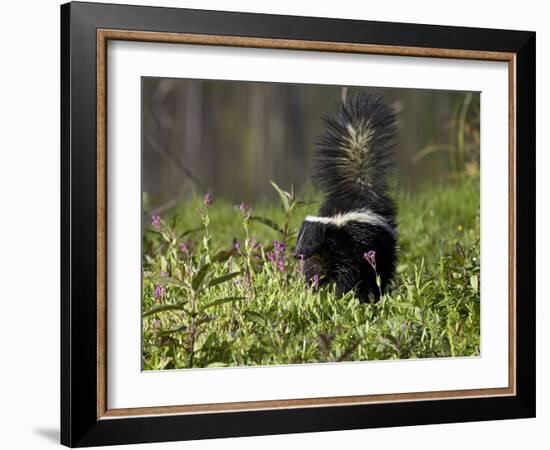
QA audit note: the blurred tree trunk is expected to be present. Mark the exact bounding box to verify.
[184,81,203,193]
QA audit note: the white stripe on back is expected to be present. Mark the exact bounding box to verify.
[305,209,396,236]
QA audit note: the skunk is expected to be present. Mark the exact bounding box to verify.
[293,92,398,303]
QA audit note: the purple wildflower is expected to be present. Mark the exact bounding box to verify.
[151,214,161,230]
[266,251,277,264]
[266,240,288,273]
[238,201,249,215]
[152,319,161,329]
[179,242,189,254]
[232,239,241,251]
[363,250,377,270]
[273,240,285,254]
[310,273,320,289]
[203,193,214,207]
[299,253,305,275]
[153,284,166,299]
[159,271,168,278]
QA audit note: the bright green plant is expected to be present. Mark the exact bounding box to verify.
[249,181,316,248]
[142,177,480,370]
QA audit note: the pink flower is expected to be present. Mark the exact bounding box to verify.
[203,193,214,206]
[179,242,189,254]
[273,241,285,254]
[266,251,277,263]
[299,253,305,275]
[151,214,161,230]
[363,250,377,270]
[310,273,320,288]
[239,201,249,214]
[153,284,166,299]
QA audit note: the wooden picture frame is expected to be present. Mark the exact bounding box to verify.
[61,1,535,447]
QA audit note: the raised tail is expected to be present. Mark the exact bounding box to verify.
[313,92,398,209]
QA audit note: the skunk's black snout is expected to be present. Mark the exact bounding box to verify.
[291,240,304,258]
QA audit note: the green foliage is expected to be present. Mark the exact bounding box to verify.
[142,178,480,370]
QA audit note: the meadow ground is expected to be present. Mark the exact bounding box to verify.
[142,177,480,370]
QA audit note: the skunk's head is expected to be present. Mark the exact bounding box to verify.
[293,220,326,259]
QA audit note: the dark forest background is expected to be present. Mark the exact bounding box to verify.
[142,78,480,209]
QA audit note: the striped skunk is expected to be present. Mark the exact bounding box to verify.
[293,92,398,304]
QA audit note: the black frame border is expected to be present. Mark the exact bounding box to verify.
[61,1,535,447]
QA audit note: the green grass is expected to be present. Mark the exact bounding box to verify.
[142,177,480,370]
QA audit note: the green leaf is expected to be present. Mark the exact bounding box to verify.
[454,241,466,260]
[171,215,179,230]
[208,271,241,288]
[178,226,204,239]
[337,340,360,362]
[295,199,317,208]
[412,144,455,163]
[244,310,265,323]
[158,323,188,336]
[143,304,187,317]
[192,263,212,291]
[377,337,394,347]
[201,296,245,311]
[205,362,228,368]
[249,215,283,234]
[146,274,190,290]
[470,275,478,293]
[270,181,290,212]
[212,249,234,263]
[195,316,216,327]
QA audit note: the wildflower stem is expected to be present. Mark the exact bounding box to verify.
[239,202,254,299]
[375,274,382,303]
[201,210,211,263]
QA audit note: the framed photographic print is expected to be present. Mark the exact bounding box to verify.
[60,1,536,447]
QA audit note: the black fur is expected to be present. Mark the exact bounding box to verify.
[294,92,398,303]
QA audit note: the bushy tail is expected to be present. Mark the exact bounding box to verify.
[314,92,398,206]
